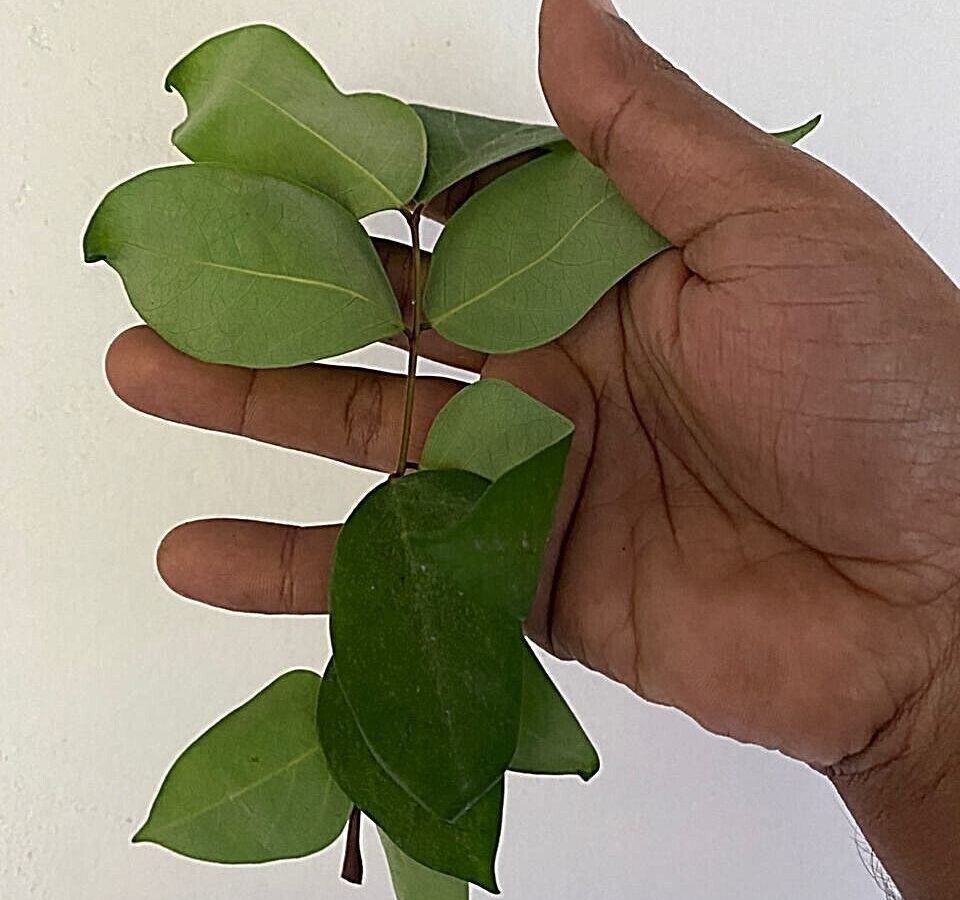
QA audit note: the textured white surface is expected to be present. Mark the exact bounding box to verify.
[3,0,958,897]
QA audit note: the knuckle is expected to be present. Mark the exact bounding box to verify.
[277,526,300,614]
[343,373,385,464]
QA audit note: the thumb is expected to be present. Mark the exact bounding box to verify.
[539,0,817,246]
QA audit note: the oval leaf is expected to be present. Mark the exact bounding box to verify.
[317,661,502,891]
[426,437,571,620]
[424,116,822,353]
[83,164,403,367]
[412,104,562,204]
[380,828,469,900]
[423,144,668,352]
[421,380,574,619]
[511,644,600,780]
[134,670,351,863]
[421,378,573,481]
[329,469,524,823]
[167,24,426,217]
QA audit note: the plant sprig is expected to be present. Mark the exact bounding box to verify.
[83,22,820,898]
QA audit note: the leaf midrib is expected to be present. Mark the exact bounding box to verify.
[229,77,404,208]
[119,241,401,320]
[429,187,618,326]
[143,746,319,837]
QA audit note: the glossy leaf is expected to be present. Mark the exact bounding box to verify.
[511,644,600,779]
[423,144,667,353]
[134,670,350,863]
[83,164,403,367]
[166,24,426,217]
[380,829,469,900]
[317,662,502,891]
[329,469,524,822]
[421,378,573,481]
[424,117,822,353]
[413,104,562,204]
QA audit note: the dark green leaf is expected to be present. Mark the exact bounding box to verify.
[772,114,822,145]
[380,829,469,900]
[423,144,668,353]
[427,437,571,620]
[134,670,350,863]
[317,662,502,891]
[420,378,573,481]
[166,24,426,217]
[83,164,403,367]
[511,644,600,779]
[424,117,822,353]
[412,104,563,204]
[329,470,524,822]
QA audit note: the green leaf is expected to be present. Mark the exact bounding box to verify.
[83,163,403,367]
[166,24,426,217]
[317,661,502,891]
[420,380,573,619]
[423,144,668,353]
[428,437,571,620]
[421,378,573,481]
[134,670,351,863]
[329,469,524,822]
[423,116,822,354]
[511,644,600,780]
[772,114,822,145]
[412,104,563,204]
[380,829,470,900]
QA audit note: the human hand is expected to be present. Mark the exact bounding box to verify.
[105,0,960,891]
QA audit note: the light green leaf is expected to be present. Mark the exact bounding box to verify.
[772,114,822,145]
[83,163,403,367]
[412,104,563,204]
[166,24,426,217]
[329,469,524,823]
[423,144,668,353]
[511,644,600,779]
[317,661,502,891]
[421,378,573,481]
[134,670,350,863]
[424,116,822,353]
[380,829,470,900]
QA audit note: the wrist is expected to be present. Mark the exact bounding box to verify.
[828,647,960,900]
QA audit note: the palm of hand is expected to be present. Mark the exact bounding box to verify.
[491,195,960,770]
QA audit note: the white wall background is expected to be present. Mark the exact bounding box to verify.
[3,0,958,897]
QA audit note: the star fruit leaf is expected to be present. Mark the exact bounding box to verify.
[379,828,470,900]
[420,381,599,774]
[133,670,351,863]
[317,661,502,891]
[423,116,822,353]
[329,469,525,824]
[83,163,403,367]
[412,103,563,205]
[420,378,573,481]
[421,380,573,619]
[510,643,600,779]
[166,24,426,218]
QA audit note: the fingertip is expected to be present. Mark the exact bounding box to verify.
[156,519,211,605]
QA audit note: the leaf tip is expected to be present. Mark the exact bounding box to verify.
[130,822,153,845]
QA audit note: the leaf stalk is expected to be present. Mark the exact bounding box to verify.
[393,205,425,477]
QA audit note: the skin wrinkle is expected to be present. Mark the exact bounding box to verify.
[342,373,386,467]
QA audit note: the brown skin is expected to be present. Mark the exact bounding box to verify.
[104,0,960,895]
